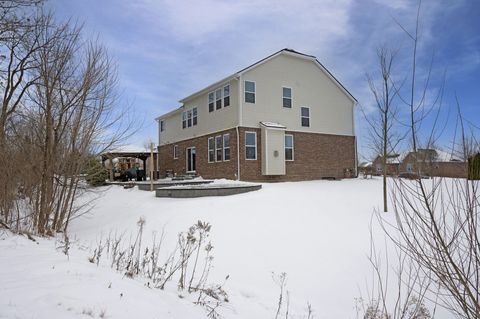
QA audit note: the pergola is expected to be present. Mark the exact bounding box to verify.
[101,148,158,181]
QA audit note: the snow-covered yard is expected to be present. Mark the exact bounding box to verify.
[1,178,395,318]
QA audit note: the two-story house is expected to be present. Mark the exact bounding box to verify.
[156,49,357,181]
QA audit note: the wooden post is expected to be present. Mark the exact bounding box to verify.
[150,143,154,191]
[109,157,114,182]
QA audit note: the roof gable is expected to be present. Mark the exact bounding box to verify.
[179,48,356,104]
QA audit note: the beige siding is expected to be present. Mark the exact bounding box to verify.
[241,54,354,136]
[159,78,240,146]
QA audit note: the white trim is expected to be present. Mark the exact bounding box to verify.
[223,84,230,107]
[158,124,355,147]
[215,135,222,162]
[207,137,215,163]
[285,134,294,161]
[300,106,311,127]
[186,146,196,173]
[223,133,230,162]
[245,131,257,160]
[282,86,292,108]
[244,80,256,104]
[173,144,178,159]
[264,129,268,172]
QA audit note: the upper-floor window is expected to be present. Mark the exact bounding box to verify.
[282,87,292,108]
[245,131,257,160]
[223,133,230,161]
[208,137,214,162]
[215,135,222,161]
[160,120,165,132]
[192,107,198,125]
[285,134,294,161]
[182,107,198,129]
[215,88,222,110]
[208,92,214,112]
[223,85,230,107]
[245,81,255,104]
[301,107,310,127]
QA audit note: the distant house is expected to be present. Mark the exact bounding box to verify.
[155,49,357,181]
[372,153,402,176]
[399,148,467,178]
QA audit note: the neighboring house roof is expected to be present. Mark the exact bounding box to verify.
[359,161,372,168]
[156,48,356,121]
[404,148,462,163]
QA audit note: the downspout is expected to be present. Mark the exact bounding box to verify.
[236,75,242,181]
[352,102,358,177]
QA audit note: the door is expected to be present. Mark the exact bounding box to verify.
[186,147,196,172]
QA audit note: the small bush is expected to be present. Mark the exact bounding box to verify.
[85,157,108,187]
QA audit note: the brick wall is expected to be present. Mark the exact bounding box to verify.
[158,128,238,180]
[238,128,356,181]
[159,127,356,181]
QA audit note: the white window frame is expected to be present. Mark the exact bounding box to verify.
[285,134,294,161]
[173,145,178,159]
[406,163,413,172]
[208,137,214,163]
[223,85,230,107]
[192,107,198,126]
[215,135,222,162]
[215,88,222,110]
[244,80,256,104]
[208,92,214,112]
[223,133,230,161]
[245,131,257,160]
[282,87,292,108]
[182,111,187,129]
[301,106,310,127]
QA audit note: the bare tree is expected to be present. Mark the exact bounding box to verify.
[362,47,402,212]
[369,1,480,318]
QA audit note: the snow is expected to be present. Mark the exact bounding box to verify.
[1,178,444,318]
[0,232,205,319]
[70,178,386,318]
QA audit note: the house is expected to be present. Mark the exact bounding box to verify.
[399,148,467,178]
[156,49,357,181]
[371,153,402,176]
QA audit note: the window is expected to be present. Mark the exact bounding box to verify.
[376,164,383,172]
[182,107,197,129]
[406,163,413,172]
[215,89,222,110]
[215,135,222,161]
[223,85,230,107]
[173,145,178,159]
[245,81,255,103]
[208,92,214,112]
[245,131,257,160]
[160,120,165,132]
[187,110,192,127]
[223,133,230,161]
[301,107,310,127]
[192,107,198,126]
[208,137,215,162]
[282,87,292,108]
[285,134,294,161]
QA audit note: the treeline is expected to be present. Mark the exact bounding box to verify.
[0,1,130,235]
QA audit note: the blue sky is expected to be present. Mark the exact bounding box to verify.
[49,0,479,160]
